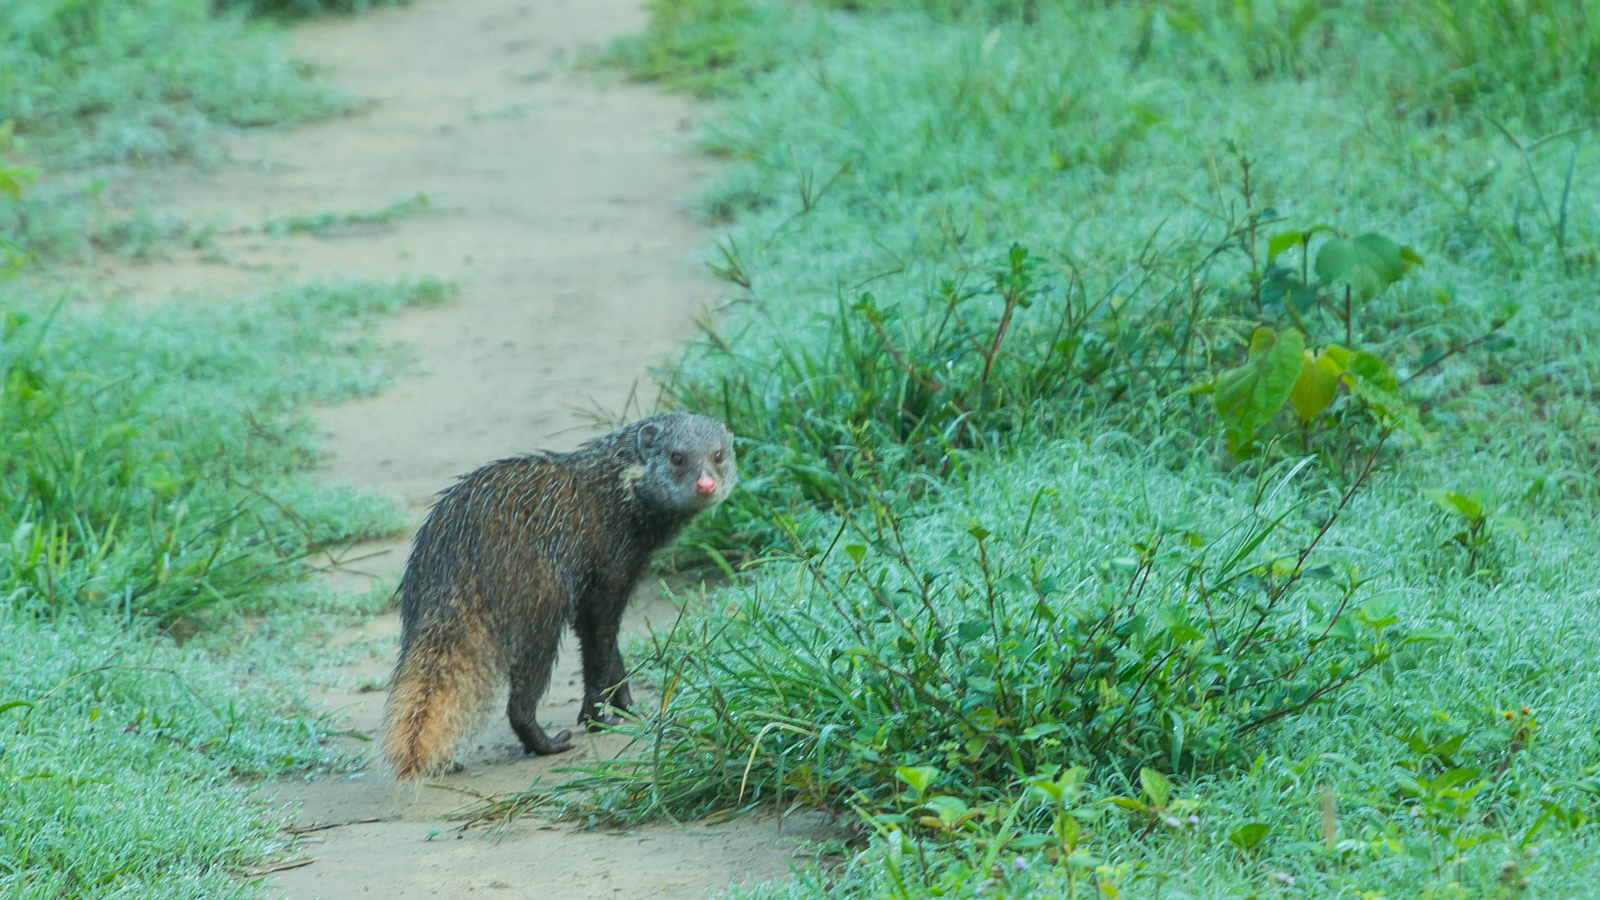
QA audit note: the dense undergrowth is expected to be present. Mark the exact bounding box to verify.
[496,1,1600,897]
[1,2,443,896]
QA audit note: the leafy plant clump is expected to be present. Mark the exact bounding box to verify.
[530,450,1440,820]
[601,0,810,98]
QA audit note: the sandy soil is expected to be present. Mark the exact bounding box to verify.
[85,1,842,897]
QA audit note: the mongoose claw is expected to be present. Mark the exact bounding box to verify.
[539,729,575,754]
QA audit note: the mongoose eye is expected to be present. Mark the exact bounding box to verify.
[670,452,684,466]
[713,450,724,464]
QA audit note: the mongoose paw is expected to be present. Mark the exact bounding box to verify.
[538,729,575,754]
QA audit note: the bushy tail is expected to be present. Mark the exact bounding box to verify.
[381,619,497,781]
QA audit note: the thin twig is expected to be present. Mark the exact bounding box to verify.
[285,817,382,835]
[242,857,316,878]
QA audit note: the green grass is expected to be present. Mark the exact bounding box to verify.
[264,191,431,236]
[0,2,457,896]
[0,610,341,900]
[0,0,339,164]
[0,273,453,896]
[0,276,449,628]
[482,1,1600,897]
[0,0,347,261]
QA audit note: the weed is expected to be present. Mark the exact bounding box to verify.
[263,192,431,236]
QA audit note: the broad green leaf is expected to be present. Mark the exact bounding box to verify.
[894,766,940,796]
[1315,232,1421,301]
[1247,327,1280,356]
[1289,349,1344,422]
[1354,232,1408,283]
[1429,768,1481,795]
[1166,622,1204,643]
[956,619,990,642]
[844,544,867,564]
[1423,489,1481,520]
[1261,267,1318,313]
[1214,327,1305,456]
[1228,822,1272,849]
[1022,723,1066,740]
[1315,238,1376,297]
[1267,230,1303,260]
[921,796,971,819]
[1030,779,1065,802]
[1356,594,1399,630]
[1421,488,1456,514]
[1140,767,1172,809]
[1347,350,1397,392]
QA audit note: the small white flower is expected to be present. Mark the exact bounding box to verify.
[1012,856,1030,871]
[1164,816,1183,828]
[1272,872,1295,887]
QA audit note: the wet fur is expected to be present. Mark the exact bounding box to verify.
[380,413,736,780]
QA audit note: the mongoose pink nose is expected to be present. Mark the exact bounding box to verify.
[695,476,717,496]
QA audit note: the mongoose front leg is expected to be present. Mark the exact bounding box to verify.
[604,642,634,710]
[576,605,630,730]
[507,634,574,755]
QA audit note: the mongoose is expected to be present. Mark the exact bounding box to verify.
[381,413,737,781]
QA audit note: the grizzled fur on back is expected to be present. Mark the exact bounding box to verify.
[381,412,736,781]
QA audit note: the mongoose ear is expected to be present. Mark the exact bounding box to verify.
[636,422,662,458]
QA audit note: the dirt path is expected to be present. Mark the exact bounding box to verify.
[90,1,840,897]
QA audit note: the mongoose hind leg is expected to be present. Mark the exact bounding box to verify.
[506,632,573,755]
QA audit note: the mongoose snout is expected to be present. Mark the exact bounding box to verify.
[380,412,737,781]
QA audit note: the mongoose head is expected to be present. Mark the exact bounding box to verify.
[632,413,737,512]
